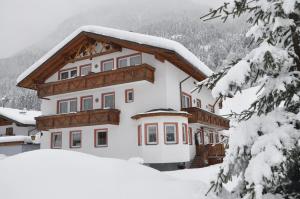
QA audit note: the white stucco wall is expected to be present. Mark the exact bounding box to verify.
[0,123,35,136]
[40,47,219,164]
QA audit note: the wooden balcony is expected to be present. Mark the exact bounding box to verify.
[37,64,155,98]
[182,107,229,130]
[36,109,120,131]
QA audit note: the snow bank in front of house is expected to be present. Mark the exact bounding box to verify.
[0,135,33,144]
[17,25,212,84]
[0,150,222,199]
[0,107,41,125]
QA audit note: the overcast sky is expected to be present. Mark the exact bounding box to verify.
[0,0,224,59]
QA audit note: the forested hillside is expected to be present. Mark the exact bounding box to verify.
[0,1,250,110]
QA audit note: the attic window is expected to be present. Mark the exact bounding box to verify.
[59,68,77,80]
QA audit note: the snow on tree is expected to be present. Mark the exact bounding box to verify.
[199,0,300,198]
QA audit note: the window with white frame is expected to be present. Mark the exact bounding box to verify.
[181,93,192,108]
[58,98,77,114]
[70,131,81,148]
[95,129,108,147]
[182,124,188,144]
[125,89,134,103]
[117,54,141,68]
[145,124,158,145]
[80,65,91,76]
[101,59,114,72]
[102,92,115,109]
[196,99,201,108]
[59,68,77,80]
[51,132,62,149]
[81,96,93,111]
[164,123,177,144]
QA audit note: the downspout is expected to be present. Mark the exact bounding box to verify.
[179,76,191,109]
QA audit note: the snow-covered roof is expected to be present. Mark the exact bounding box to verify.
[17,25,213,84]
[132,109,191,119]
[0,108,41,126]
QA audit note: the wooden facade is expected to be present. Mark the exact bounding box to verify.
[36,109,120,131]
[191,144,225,168]
[37,64,155,98]
[0,117,12,126]
[182,107,229,129]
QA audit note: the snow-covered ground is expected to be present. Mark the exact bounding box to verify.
[0,150,229,199]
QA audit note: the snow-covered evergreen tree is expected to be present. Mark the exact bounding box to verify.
[200,0,300,198]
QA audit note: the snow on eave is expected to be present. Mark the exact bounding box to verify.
[0,108,41,126]
[0,136,33,144]
[17,25,213,84]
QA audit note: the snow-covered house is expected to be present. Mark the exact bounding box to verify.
[0,107,41,155]
[17,26,229,170]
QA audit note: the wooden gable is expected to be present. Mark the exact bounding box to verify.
[0,117,12,126]
[17,31,207,90]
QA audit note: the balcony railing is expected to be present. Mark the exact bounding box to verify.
[182,107,229,129]
[37,64,155,98]
[36,109,120,131]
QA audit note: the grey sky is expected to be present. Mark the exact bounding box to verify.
[0,0,224,59]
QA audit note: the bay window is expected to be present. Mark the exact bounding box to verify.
[137,125,142,146]
[164,123,178,144]
[145,123,158,145]
[182,123,188,144]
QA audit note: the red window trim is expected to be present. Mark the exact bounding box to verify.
[181,92,192,108]
[182,123,188,144]
[57,98,77,114]
[125,89,134,103]
[116,52,142,68]
[69,130,82,148]
[189,127,193,145]
[100,58,114,72]
[58,66,78,80]
[94,128,108,147]
[80,95,93,111]
[51,132,62,149]
[79,64,92,76]
[137,125,142,146]
[101,92,115,109]
[163,122,179,145]
[144,123,159,145]
[196,99,201,108]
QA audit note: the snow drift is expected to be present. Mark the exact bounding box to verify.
[0,150,221,199]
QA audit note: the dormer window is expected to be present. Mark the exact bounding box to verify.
[59,68,77,80]
[117,53,142,68]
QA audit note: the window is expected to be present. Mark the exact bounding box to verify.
[181,92,192,108]
[182,124,188,144]
[125,89,134,103]
[102,92,115,109]
[137,125,142,146]
[209,132,214,144]
[164,123,178,144]
[6,127,13,136]
[215,132,220,143]
[59,68,77,80]
[58,98,77,114]
[70,131,81,148]
[208,104,215,113]
[196,99,201,108]
[51,132,62,149]
[81,96,93,111]
[80,64,91,76]
[189,127,193,145]
[101,59,114,72]
[95,129,108,147]
[117,53,142,68]
[145,123,158,145]
[197,128,204,144]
